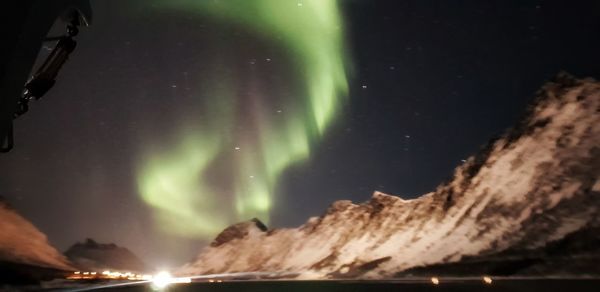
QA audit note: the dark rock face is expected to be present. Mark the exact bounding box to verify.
[0,261,71,285]
[398,225,600,277]
[179,75,600,278]
[64,238,150,273]
[211,218,268,247]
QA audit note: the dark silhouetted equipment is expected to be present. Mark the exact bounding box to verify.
[14,22,79,118]
[0,0,92,152]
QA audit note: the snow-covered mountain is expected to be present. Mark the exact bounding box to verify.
[179,73,600,278]
[64,238,150,273]
[0,201,72,271]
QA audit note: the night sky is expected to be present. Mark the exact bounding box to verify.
[1,0,599,268]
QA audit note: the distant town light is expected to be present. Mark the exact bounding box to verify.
[431,277,440,285]
[67,270,156,281]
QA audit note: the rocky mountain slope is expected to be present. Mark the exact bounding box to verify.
[179,74,599,278]
[64,238,150,273]
[0,201,72,271]
[0,200,74,283]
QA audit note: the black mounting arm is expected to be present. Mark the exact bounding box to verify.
[13,22,79,119]
[0,0,92,153]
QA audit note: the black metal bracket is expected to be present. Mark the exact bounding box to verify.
[13,21,79,119]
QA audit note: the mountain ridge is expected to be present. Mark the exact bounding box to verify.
[178,73,600,278]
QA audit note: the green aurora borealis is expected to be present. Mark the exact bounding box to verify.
[136,0,349,238]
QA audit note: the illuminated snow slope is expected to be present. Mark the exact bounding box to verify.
[0,202,73,270]
[180,74,600,278]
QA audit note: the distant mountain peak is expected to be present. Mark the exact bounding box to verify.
[74,238,118,250]
[65,239,150,273]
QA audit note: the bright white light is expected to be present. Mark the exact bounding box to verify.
[431,277,440,285]
[152,271,173,289]
[483,276,493,284]
[151,271,192,289]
